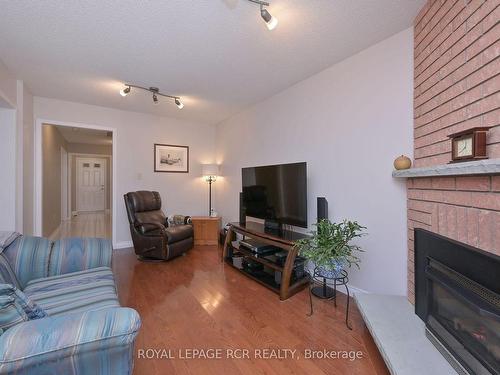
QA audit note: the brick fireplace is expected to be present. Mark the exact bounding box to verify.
[407,0,500,304]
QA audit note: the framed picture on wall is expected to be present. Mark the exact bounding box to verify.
[154,144,189,173]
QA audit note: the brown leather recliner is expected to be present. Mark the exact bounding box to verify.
[124,191,194,261]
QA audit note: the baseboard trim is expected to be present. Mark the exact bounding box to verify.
[348,285,369,295]
[331,283,370,297]
[114,241,133,249]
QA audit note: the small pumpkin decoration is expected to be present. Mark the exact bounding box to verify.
[394,155,412,170]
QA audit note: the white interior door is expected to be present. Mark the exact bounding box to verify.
[76,157,106,212]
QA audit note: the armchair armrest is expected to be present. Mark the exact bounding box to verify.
[48,237,113,277]
[0,307,141,375]
[134,222,166,236]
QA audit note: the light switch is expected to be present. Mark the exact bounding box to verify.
[137,172,142,180]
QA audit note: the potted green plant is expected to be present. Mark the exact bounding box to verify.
[294,219,366,278]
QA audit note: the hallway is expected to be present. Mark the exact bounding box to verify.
[49,211,111,240]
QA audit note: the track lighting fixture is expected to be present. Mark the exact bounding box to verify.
[247,0,278,31]
[119,84,184,109]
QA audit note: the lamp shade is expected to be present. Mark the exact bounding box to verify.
[202,164,219,178]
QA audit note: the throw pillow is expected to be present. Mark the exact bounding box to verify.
[0,295,27,331]
[0,232,21,253]
[0,284,47,320]
[168,215,190,226]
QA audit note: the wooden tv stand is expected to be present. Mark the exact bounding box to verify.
[222,222,309,300]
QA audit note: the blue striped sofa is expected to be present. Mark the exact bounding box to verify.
[0,234,141,375]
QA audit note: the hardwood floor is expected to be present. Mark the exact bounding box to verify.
[49,211,111,240]
[113,246,389,375]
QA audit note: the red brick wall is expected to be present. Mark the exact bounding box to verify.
[408,0,500,303]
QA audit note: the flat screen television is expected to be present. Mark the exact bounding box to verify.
[242,162,307,228]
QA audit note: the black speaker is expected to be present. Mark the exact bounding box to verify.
[317,197,328,221]
[239,192,246,224]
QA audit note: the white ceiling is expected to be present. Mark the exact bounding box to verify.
[0,0,424,125]
[56,126,112,145]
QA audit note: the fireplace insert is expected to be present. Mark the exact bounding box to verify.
[414,229,500,375]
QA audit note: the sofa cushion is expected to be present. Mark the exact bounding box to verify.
[2,236,52,289]
[49,237,113,276]
[166,225,194,244]
[24,267,119,316]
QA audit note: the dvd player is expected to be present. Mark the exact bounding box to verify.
[239,238,279,254]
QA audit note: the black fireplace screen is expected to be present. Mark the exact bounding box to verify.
[426,258,500,375]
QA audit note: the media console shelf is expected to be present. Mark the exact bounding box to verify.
[222,221,309,300]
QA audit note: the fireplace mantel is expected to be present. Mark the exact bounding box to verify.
[392,158,500,178]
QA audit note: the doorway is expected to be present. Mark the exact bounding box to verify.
[36,121,115,244]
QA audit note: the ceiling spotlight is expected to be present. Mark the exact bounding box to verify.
[119,86,130,97]
[260,6,278,30]
[246,1,278,31]
[175,98,184,110]
[150,87,160,104]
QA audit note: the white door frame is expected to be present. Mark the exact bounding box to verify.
[75,156,107,212]
[60,147,69,221]
[34,119,117,247]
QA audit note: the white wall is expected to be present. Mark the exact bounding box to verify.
[0,59,34,234]
[0,59,17,108]
[22,86,34,234]
[34,97,217,247]
[0,108,17,231]
[215,29,413,295]
[16,81,35,234]
[0,60,17,232]
[41,124,69,237]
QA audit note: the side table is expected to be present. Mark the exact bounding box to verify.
[191,216,221,245]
